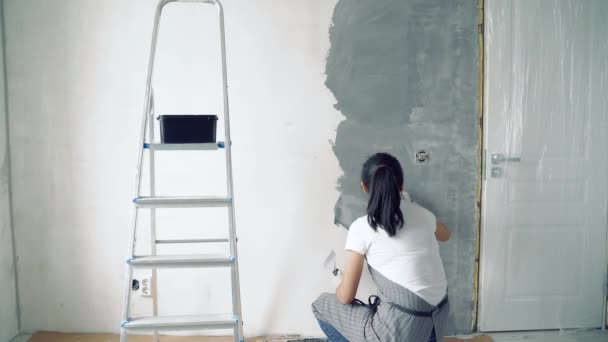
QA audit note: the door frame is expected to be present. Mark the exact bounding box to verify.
[473,0,485,332]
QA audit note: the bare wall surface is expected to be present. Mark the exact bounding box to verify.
[5,0,343,336]
[0,2,19,340]
[326,0,479,333]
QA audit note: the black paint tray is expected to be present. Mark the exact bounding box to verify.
[158,115,218,144]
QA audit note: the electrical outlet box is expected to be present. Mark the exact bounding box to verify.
[415,150,430,164]
[140,277,152,297]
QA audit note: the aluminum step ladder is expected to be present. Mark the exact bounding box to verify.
[120,1,244,341]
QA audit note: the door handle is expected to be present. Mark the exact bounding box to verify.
[491,153,521,165]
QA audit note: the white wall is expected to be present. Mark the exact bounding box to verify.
[5,0,347,336]
[0,1,19,340]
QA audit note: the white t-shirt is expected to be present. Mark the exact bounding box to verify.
[345,196,447,305]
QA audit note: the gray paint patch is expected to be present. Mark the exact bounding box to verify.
[1,149,9,194]
[326,0,479,333]
[0,73,18,342]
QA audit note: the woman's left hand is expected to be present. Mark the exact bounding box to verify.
[331,268,343,288]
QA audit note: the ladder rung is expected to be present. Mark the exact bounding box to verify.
[127,254,234,268]
[133,196,232,208]
[122,314,237,332]
[156,238,229,244]
[144,142,225,151]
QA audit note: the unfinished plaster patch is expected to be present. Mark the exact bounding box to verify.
[326,0,479,333]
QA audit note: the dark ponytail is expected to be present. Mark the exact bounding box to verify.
[361,153,404,236]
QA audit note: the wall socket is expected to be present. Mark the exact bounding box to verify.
[140,277,152,297]
[415,150,430,164]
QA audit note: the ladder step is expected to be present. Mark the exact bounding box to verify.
[133,196,231,208]
[144,142,225,151]
[122,314,237,332]
[156,238,230,244]
[127,254,234,268]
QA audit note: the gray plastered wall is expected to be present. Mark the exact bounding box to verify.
[0,0,19,338]
[326,0,479,333]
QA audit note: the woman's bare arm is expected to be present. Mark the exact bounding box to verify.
[336,251,365,304]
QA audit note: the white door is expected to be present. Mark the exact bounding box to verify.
[479,0,608,331]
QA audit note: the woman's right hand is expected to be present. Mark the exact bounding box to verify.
[435,221,451,241]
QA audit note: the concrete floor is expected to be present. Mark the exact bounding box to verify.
[10,329,608,342]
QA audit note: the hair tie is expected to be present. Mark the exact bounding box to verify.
[378,164,387,169]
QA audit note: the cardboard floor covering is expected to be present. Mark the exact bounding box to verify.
[28,332,494,342]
